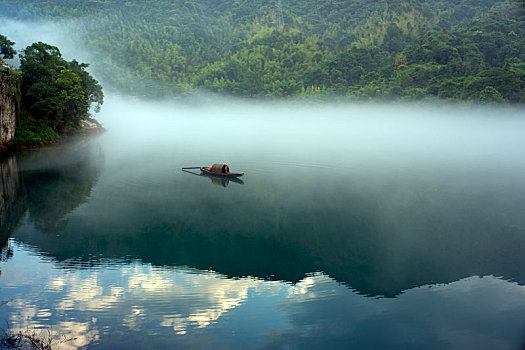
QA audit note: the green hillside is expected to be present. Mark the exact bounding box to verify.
[1,0,523,102]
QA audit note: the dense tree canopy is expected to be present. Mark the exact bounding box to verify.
[19,42,103,133]
[0,34,16,59]
[0,0,523,102]
[8,40,104,144]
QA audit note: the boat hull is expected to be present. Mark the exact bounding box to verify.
[200,167,244,177]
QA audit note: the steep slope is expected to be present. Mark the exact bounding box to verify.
[1,0,523,101]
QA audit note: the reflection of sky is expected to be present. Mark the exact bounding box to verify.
[1,241,524,349]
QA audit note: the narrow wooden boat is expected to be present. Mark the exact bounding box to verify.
[182,163,244,178]
[182,166,244,186]
[200,164,244,178]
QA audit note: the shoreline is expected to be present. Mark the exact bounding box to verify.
[0,121,105,159]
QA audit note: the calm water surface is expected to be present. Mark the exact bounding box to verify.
[1,99,525,349]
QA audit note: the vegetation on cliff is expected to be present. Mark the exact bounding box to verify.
[0,36,104,145]
[0,0,523,102]
[0,65,20,113]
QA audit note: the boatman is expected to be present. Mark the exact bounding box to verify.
[207,164,229,173]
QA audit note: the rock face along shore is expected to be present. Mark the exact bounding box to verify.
[79,118,105,134]
[0,67,18,146]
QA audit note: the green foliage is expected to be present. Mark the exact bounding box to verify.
[19,42,104,134]
[0,66,23,118]
[1,0,523,102]
[478,86,504,103]
[0,34,16,59]
[69,60,104,112]
[2,37,104,145]
[14,116,60,145]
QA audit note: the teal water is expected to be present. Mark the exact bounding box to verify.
[1,100,525,349]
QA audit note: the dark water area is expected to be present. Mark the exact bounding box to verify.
[1,99,525,349]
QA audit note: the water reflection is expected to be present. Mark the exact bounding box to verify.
[0,157,25,247]
[1,102,525,348]
[0,136,103,258]
[1,241,524,349]
[22,155,102,233]
[9,156,525,297]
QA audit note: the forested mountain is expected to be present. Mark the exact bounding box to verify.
[1,0,523,102]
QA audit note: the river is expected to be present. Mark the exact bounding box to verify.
[1,98,524,349]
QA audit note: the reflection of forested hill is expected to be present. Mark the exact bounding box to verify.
[0,137,103,250]
[22,159,102,233]
[1,0,523,101]
[0,157,25,246]
[12,165,525,297]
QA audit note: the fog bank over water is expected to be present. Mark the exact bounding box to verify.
[1,19,523,155]
[97,94,525,173]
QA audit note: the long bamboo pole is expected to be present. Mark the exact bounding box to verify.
[181,166,202,170]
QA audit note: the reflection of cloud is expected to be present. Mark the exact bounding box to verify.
[7,299,39,329]
[1,249,280,345]
[122,306,145,331]
[160,316,187,335]
[6,321,98,350]
[47,276,67,291]
[54,274,112,311]
[122,265,275,333]
[6,300,98,349]
[265,274,525,350]
[287,275,316,297]
[2,242,525,349]
[160,280,253,333]
[126,268,175,293]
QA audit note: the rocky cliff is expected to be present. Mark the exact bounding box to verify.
[0,67,20,145]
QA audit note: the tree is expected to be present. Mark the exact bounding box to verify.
[479,86,503,103]
[19,42,103,135]
[4,0,523,102]
[69,60,104,113]
[0,34,16,60]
